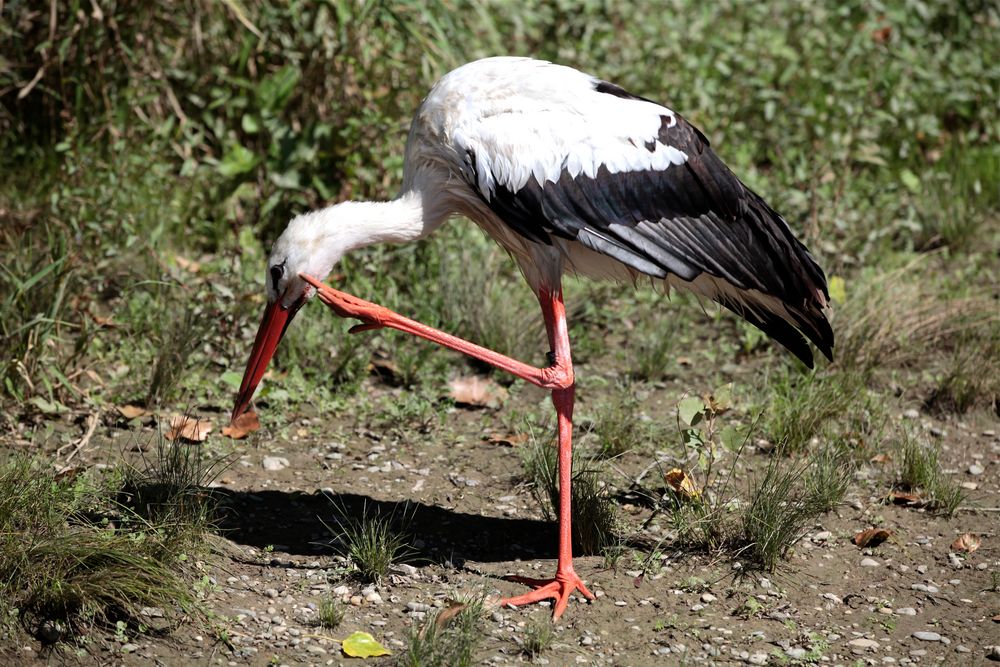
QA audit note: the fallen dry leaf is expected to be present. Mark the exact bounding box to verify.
[888,490,925,507]
[870,453,892,464]
[223,411,260,439]
[853,527,892,548]
[432,602,467,630]
[174,255,201,272]
[165,415,213,442]
[665,468,701,501]
[485,432,529,447]
[117,404,147,420]
[448,376,508,408]
[90,314,117,329]
[950,533,981,554]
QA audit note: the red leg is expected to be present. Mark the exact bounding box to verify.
[300,274,593,618]
[499,288,594,619]
[300,274,573,389]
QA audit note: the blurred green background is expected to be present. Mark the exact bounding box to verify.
[1,0,997,418]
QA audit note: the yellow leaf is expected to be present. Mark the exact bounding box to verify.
[665,468,701,500]
[828,275,846,305]
[341,631,390,658]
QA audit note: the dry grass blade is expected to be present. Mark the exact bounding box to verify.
[833,256,999,372]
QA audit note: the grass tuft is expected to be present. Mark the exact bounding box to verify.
[317,598,344,629]
[521,617,555,658]
[896,431,965,516]
[804,444,855,513]
[591,386,651,458]
[521,438,618,555]
[324,500,416,584]
[0,453,206,644]
[761,367,873,453]
[399,597,485,667]
[734,453,824,572]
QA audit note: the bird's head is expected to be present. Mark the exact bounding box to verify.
[231,208,350,422]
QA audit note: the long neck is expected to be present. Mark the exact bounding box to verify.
[323,190,435,252]
[280,188,451,281]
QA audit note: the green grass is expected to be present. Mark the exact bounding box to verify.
[324,501,416,584]
[0,446,213,645]
[521,617,555,658]
[317,599,344,630]
[520,437,618,555]
[591,385,651,458]
[399,597,485,667]
[895,431,965,516]
[734,454,822,572]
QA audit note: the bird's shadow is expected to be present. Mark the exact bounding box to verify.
[212,488,557,565]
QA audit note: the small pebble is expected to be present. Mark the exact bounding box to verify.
[896,607,917,616]
[262,456,289,471]
[860,558,880,567]
[849,638,880,650]
[701,593,717,603]
[968,464,984,475]
[912,631,942,642]
[748,653,768,665]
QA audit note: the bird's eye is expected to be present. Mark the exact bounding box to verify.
[270,265,284,286]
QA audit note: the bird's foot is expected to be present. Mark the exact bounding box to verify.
[501,568,595,619]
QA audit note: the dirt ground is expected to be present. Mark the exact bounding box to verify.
[4,375,1000,667]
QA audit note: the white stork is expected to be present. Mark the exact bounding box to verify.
[231,57,833,619]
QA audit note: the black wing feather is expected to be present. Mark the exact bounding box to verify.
[468,87,833,365]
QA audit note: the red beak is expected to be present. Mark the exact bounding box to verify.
[231,296,304,422]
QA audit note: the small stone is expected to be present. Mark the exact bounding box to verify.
[364,591,383,604]
[786,647,807,660]
[349,595,363,606]
[748,653,768,665]
[813,531,832,542]
[614,600,627,607]
[701,593,717,603]
[860,557,880,567]
[581,636,594,646]
[956,645,971,653]
[912,631,942,642]
[264,588,279,598]
[849,638,880,650]
[262,456,289,471]
[121,643,139,653]
[903,409,920,419]
[968,464,985,476]
[986,645,1000,661]
[822,593,843,605]
[306,645,327,655]
[916,564,928,574]
[896,607,917,616]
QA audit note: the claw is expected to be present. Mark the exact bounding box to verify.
[501,569,594,620]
